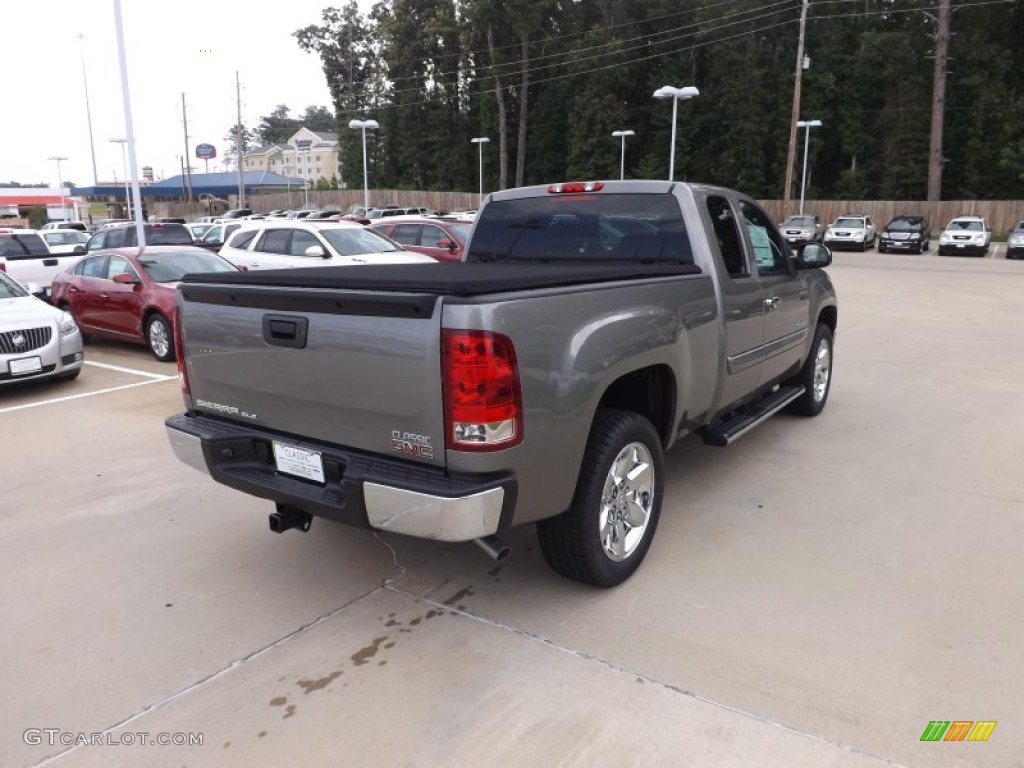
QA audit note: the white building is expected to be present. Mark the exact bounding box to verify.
[242,127,340,186]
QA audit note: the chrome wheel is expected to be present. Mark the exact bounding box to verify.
[599,441,655,562]
[147,316,172,361]
[812,338,831,402]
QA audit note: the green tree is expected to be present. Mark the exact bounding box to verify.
[256,105,301,145]
[222,123,256,169]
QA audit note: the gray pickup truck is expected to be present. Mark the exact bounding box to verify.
[166,180,837,586]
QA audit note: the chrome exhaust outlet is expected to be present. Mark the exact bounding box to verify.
[268,503,313,534]
[474,535,510,562]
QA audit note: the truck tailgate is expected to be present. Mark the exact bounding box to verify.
[178,282,446,468]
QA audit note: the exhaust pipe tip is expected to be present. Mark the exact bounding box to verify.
[474,535,511,563]
[269,504,313,534]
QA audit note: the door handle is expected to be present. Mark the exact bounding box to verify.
[764,296,780,310]
[100,293,109,300]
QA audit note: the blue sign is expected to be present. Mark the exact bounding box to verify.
[195,143,217,160]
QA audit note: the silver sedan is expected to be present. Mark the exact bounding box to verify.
[0,270,84,385]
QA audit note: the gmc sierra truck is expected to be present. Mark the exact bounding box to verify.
[165,180,838,586]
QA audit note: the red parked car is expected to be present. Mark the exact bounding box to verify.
[369,216,472,262]
[50,246,239,362]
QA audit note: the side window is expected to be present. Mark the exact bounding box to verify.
[420,226,448,248]
[106,255,138,281]
[80,255,108,278]
[740,201,789,275]
[256,229,291,254]
[391,225,421,246]
[87,231,106,251]
[706,196,749,278]
[290,230,320,256]
[225,228,258,249]
[106,228,126,248]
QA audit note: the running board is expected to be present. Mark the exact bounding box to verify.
[701,385,805,447]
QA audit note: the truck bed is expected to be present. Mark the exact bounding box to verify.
[179,261,702,296]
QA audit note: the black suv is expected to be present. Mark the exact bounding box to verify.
[878,215,931,254]
[85,222,193,251]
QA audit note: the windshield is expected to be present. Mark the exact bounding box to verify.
[833,218,864,228]
[44,231,89,245]
[0,233,49,257]
[136,250,237,282]
[467,193,693,263]
[886,219,919,231]
[319,227,403,256]
[786,216,815,227]
[947,219,984,232]
[0,270,30,298]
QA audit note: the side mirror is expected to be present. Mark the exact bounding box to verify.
[305,245,327,258]
[796,242,832,269]
[435,238,456,250]
[73,245,87,255]
[112,273,139,285]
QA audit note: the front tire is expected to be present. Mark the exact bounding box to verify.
[537,409,664,587]
[145,313,176,362]
[786,323,834,417]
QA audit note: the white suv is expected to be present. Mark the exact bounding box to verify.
[217,221,436,270]
[937,215,991,257]
[824,214,876,251]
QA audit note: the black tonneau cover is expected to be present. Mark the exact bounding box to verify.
[181,261,702,297]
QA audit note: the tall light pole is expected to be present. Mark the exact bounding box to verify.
[76,34,99,187]
[796,120,822,215]
[470,137,490,208]
[113,0,146,245]
[109,138,130,219]
[48,156,68,221]
[348,119,379,210]
[611,130,634,180]
[652,85,699,181]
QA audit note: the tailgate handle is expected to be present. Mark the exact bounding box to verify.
[263,314,308,349]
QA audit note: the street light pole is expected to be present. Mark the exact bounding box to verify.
[611,130,635,180]
[470,137,490,208]
[48,156,68,221]
[796,120,822,215]
[113,0,146,245]
[652,85,699,181]
[348,119,379,210]
[110,139,131,219]
[75,34,99,187]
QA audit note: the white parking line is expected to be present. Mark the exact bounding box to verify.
[84,360,175,380]
[0,377,177,415]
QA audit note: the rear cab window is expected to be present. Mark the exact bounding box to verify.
[0,233,49,259]
[467,193,693,264]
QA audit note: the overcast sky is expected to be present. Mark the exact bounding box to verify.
[3,0,353,189]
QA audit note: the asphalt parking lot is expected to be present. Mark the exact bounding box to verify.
[4,244,1023,768]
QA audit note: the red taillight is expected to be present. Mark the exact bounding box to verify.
[547,181,604,194]
[442,330,522,451]
[173,309,189,394]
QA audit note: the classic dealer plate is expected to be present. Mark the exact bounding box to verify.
[9,357,42,376]
[272,441,325,483]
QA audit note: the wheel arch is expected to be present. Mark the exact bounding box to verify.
[594,364,676,448]
[818,304,837,335]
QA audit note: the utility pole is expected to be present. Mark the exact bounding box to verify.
[781,0,810,221]
[235,71,245,208]
[927,0,951,201]
[181,92,193,205]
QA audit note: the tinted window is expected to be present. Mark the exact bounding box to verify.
[421,226,450,248]
[256,229,292,254]
[227,228,258,249]
[137,250,236,282]
[391,224,421,245]
[146,224,192,245]
[468,194,693,264]
[78,255,108,278]
[887,218,921,231]
[105,228,126,248]
[0,233,49,258]
[707,196,748,278]
[87,230,106,250]
[319,227,404,256]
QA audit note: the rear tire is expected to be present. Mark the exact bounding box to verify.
[786,323,834,417]
[537,409,664,587]
[145,313,176,362]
